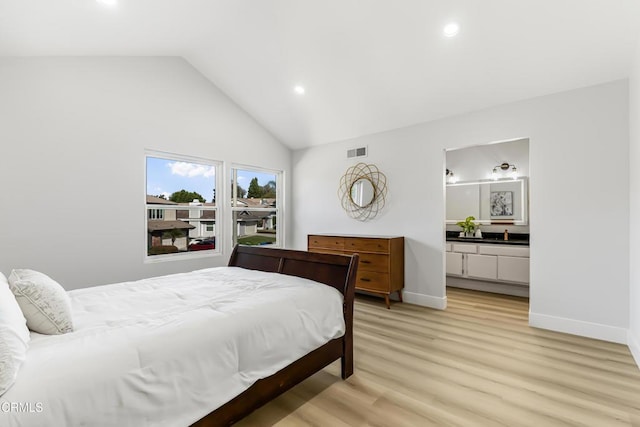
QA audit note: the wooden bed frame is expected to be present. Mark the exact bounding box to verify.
[191,245,359,427]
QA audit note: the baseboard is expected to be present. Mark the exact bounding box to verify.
[529,312,627,344]
[629,330,640,370]
[446,276,529,297]
[403,291,447,310]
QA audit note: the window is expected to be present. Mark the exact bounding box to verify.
[231,166,282,247]
[146,152,221,260]
[148,209,164,220]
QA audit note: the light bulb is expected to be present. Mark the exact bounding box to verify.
[443,22,460,38]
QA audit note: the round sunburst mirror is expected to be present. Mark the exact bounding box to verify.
[338,163,387,221]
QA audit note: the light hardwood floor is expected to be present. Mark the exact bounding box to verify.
[237,288,640,426]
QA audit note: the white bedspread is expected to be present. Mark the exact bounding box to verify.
[0,267,345,427]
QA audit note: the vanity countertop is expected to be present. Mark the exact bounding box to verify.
[446,232,529,246]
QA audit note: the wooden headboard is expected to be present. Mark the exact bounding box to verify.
[228,245,359,299]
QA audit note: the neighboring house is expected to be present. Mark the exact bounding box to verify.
[146,196,195,250]
[234,198,276,236]
[175,200,216,240]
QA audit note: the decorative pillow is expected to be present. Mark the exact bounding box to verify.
[0,272,30,396]
[8,269,74,335]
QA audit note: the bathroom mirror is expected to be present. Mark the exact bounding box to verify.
[339,163,387,221]
[446,177,528,225]
[350,178,375,207]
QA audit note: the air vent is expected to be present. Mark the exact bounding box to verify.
[347,146,367,159]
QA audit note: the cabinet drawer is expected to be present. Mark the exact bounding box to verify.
[357,253,389,273]
[466,254,497,280]
[498,256,530,283]
[452,243,477,254]
[308,235,345,250]
[479,245,529,257]
[355,271,390,293]
[345,238,389,253]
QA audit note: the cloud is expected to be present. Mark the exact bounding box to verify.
[168,162,216,178]
[150,188,171,199]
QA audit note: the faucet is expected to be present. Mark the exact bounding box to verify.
[503,229,509,241]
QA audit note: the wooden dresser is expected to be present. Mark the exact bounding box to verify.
[308,234,404,309]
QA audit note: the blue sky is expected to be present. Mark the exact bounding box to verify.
[146,157,276,203]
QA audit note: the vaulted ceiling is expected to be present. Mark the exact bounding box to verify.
[1,0,639,149]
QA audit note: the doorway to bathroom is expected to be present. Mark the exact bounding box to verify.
[444,138,530,305]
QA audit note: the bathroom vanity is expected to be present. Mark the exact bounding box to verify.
[445,232,529,297]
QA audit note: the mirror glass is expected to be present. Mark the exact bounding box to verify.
[350,178,375,207]
[446,178,528,225]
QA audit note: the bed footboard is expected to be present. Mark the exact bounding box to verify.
[192,245,358,426]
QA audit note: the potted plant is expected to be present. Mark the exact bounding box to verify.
[456,216,477,237]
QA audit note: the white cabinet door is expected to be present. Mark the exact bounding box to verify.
[446,252,463,276]
[466,254,497,280]
[498,256,530,283]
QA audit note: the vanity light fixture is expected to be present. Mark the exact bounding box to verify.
[492,162,518,180]
[294,85,305,95]
[446,169,457,184]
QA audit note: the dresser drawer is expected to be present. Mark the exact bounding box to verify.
[308,235,345,250]
[308,248,344,255]
[345,237,389,253]
[355,272,390,292]
[357,253,390,273]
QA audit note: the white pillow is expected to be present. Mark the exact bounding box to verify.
[8,269,74,335]
[0,272,30,396]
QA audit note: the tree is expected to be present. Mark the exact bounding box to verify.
[247,177,264,198]
[231,182,247,198]
[169,189,205,203]
[162,228,184,245]
[262,180,276,198]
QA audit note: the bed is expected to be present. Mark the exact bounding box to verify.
[0,245,359,427]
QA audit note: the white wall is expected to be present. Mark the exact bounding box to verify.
[292,80,629,343]
[0,57,291,289]
[629,39,640,364]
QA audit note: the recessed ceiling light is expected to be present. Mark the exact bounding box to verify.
[294,85,305,95]
[96,0,118,7]
[443,22,460,37]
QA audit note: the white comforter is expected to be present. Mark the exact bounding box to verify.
[0,267,345,427]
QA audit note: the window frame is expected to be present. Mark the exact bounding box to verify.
[148,209,164,220]
[144,150,223,263]
[230,164,283,249]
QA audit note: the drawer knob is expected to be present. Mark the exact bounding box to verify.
[360,278,371,282]
[361,260,371,264]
